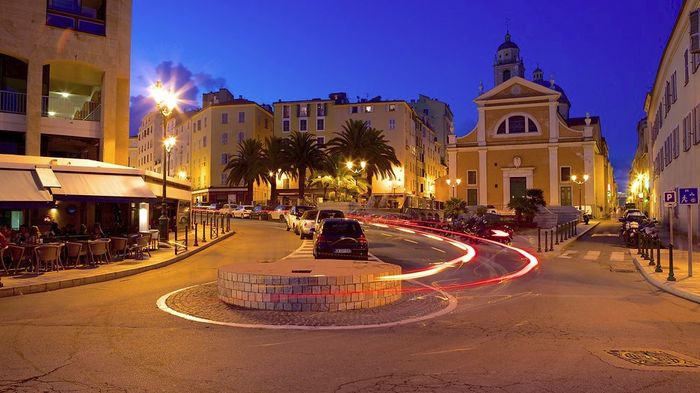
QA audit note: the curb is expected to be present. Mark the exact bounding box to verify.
[536,221,600,260]
[0,231,235,298]
[630,253,700,305]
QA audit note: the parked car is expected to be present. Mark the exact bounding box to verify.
[233,205,254,219]
[313,219,368,260]
[314,209,345,227]
[250,205,273,220]
[270,205,291,222]
[297,209,319,239]
[285,205,314,233]
[219,204,236,216]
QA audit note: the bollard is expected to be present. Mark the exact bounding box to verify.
[641,234,648,259]
[655,239,663,273]
[549,229,554,251]
[202,213,207,242]
[193,222,199,247]
[544,231,549,252]
[648,237,655,266]
[210,213,213,240]
[185,220,189,250]
[221,214,225,233]
[637,234,642,255]
[537,228,542,253]
[564,222,569,240]
[227,215,231,232]
[571,221,575,237]
[667,243,676,281]
[555,225,559,245]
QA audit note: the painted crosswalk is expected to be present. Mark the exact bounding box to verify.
[555,249,629,263]
[584,251,601,260]
[283,240,380,261]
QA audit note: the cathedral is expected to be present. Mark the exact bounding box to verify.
[447,33,616,217]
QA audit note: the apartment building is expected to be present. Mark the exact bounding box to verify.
[0,0,132,164]
[189,93,273,205]
[645,1,700,238]
[410,94,454,164]
[128,135,138,168]
[272,93,447,208]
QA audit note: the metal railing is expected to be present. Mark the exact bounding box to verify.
[41,95,101,121]
[0,90,27,114]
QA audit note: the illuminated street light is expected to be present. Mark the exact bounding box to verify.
[446,178,461,198]
[571,174,589,213]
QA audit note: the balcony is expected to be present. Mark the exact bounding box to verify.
[0,90,27,115]
[42,93,101,122]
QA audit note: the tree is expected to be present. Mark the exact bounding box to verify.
[309,156,368,201]
[327,119,401,197]
[284,131,325,200]
[507,189,546,223]
[224,138,266,204]
[262,136,290,204]
[444,198,467,219]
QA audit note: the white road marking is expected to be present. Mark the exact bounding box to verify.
[403,239,419,244]
[381,233,392,237]
[610,251,625,261]
[591,234,619,237]
[584,250,601,260]
[431,247,446,254]
[559,250,577,259]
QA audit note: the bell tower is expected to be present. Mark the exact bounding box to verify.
[494,32,525,86]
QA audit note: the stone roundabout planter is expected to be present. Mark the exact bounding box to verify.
[217,259,402,312]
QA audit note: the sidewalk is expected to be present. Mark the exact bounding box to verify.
[0,228,234,298]
[514,220,600,257]
[631,245,700,304]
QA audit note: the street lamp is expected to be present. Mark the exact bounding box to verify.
[346,160,366,174]
[571,174,589,214]
[446,178,461,198]
[150,80,179,242]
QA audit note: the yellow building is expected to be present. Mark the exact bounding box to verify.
[448,34,615,217]
[189,95,273,205]
[128,135,138,168]
[0,0,132,164]
[272,93,447,207]
[628,116,650,213]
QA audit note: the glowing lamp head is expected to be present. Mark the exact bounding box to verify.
[150,80,178,117]
[446,179,451,186]
[346,161,354,170]
[360,161,367,170]
[163,136,177,152]
[456,178,462,186]
[571,174,577,182]
[583,174,589,182]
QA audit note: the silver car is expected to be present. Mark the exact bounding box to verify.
[297,209,318,239]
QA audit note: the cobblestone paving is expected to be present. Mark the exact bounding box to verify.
[165,282,450,326]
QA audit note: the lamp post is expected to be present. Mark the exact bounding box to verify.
[150,80,178,242]
[571,174,589,214]
[446,178,461,198]
[346,160,367,201]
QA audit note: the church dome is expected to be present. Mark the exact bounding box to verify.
[498,32,519,50]
[534,79,570,104]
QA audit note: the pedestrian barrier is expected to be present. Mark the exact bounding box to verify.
[537,219,579,253]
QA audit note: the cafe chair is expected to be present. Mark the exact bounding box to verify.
[88,240,110,265]
[65,242,84,268]
[8,245,31,274]
[0,246,9,274]
[34,245,63,272]
[110,237,129,261]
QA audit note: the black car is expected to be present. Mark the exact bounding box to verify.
[313,219,368,260]
[250,205,273,220]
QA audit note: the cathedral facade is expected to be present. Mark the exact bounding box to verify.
[447,33,616,217]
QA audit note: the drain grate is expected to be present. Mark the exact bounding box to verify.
[606,350,700,368]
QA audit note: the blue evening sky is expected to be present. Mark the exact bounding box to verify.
[130,0,683,188]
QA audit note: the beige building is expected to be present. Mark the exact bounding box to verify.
[272,93,447,207]
[0,0,132,164]
[410,94,454,164]
[645,1,700,237]
[189,93,273,205]
[128,135,137,168]
[448,33,616,217]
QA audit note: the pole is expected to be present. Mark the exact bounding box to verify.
[544,231,548,252]
[158,113,169,243]
[668,243,676,281]
[669,207,674,246]
[537,228,541,252]
[655,239,663,273]
[688,205,693,277]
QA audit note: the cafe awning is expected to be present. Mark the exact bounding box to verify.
[146,182,192,202]
[51,172,156,202]
[0,169,53,206]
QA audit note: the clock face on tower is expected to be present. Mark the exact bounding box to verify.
[513,156,522,168]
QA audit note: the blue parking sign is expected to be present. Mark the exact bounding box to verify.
[679,188,699,205]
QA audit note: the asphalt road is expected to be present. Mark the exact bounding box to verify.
[1,220,700,392]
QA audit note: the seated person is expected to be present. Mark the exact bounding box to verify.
[92,223,105,239]
[25,226,41,245]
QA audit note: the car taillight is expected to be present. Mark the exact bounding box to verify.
[316,234,325,242]
[358,234,367,245]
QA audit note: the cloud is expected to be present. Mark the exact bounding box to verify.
[129,61,227,135]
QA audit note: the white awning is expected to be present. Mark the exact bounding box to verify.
[35,167,61,188]
[146,182,192,202]
[0,169,53,203]
[51,172,156,201]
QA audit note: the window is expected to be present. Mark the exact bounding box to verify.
[467,170,477,185]
[197,120,202,130]
[46,0,106,36]
[560,186,572,206]
[238,112,245,123]
[423,109,429,116]
[695,105,700,145]
[283,105,290,118]
[527,119,538,133]
[238,132,245,142]
[221,132,228,145]
[684,113,692,151]
[282,119,290,132]
[221,172,228,185]
[316,137,325,147]
[202,136,207,147]
[503,69,511,81]
[673,126,680,158]
[389,119,396,129]
[467,189,478,205]
[222,113,228,124]
[388,104,396,112]
[299,119,307,131]
[497,122,506,134]
[685,50,690,85]
[264,118,269,129]
[560,167,571,182]
[665,82,671,115]
[658,103,663,127]
[298,104,308,117]
[221,153,228,165]
[317,118,325,131]
[671,72,678,104]
[351,106,358,113]
[365,105,373,113]
[204,117,207,128]
[509,116,526,133]
[496,114,538,134]
[316,103,326,117]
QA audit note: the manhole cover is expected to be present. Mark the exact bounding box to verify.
[606,350,700,368]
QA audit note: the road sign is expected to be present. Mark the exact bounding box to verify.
[679,187,699,205]
[664,191,677,208]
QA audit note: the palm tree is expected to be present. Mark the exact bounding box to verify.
[444,198,467,219]
[284,131,325,200]
[262,136,290,204]
[327,119,401,197]
[224,138,266,204]
[309,156,368,201]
